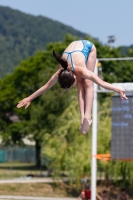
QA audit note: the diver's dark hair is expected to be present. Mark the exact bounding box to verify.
[53,50,75,89]
[53,50,68,69]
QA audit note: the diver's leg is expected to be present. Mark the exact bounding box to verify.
[80,79,93,134]
[76,78,85,130]
[80,45,97,134]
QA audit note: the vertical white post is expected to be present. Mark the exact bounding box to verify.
[91,59,98,200]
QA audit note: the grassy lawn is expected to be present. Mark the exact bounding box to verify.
[0,163,74,197]
[0,182,132,199]
[0,163,133,199]
[0,162,45,179]
[0,182,71,197]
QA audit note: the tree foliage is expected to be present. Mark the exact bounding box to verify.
[42,95,92,186]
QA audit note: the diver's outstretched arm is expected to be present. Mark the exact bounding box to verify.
[80,68,128,100]
[17,69,60,109]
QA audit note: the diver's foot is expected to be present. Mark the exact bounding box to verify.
[80,118,92,135]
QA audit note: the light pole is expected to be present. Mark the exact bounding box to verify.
[108,35,116,50]
[91,59,98,200]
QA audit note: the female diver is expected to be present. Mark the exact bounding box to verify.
[17,40,128,134]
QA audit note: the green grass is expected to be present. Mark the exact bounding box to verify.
[0,163,72,197]
[0,183,70,197]
[0,162,45,179]
[0,163,133,199]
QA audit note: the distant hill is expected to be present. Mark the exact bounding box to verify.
[0,6,87,77]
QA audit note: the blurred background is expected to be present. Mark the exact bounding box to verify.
[0,0,133,199]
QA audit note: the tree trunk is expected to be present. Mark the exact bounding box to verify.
[105,165,109,187]
[35,140,41,168]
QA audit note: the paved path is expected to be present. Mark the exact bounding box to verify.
[0,196,77,200]
[0,178,64,184]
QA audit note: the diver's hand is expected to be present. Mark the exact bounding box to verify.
[17,97,31,109]
[119,89,128,100]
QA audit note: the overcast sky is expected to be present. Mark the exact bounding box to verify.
[0,0,132,47]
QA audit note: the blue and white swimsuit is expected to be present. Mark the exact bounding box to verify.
[63,40,94,72]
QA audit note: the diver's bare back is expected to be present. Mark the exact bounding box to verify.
[63,41,86,69]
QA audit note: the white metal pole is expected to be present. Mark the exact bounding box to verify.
[98,57,133,61]
[91,59,98,200]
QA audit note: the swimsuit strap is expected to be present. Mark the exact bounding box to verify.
[63,52,75,72]
[65,53,69,61]
[63,52,69,60]
[69,53,75,72]
[64,50,81,53]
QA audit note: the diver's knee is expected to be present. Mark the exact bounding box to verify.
[84,79,93,88]
[77,78,84,87]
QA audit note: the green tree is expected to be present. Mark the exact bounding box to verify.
[0,36,78,167]
[42,94,92,186]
